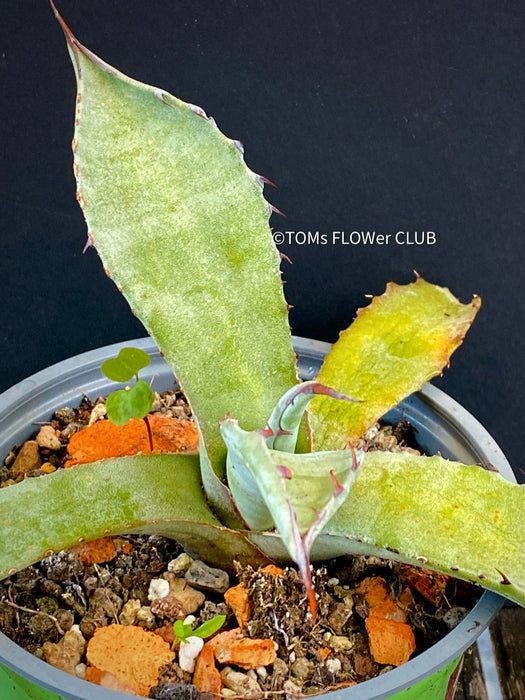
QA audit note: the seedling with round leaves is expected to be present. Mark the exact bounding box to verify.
[101,347,156,451]
[0,2,524,626]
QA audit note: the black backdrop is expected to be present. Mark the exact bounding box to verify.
[1,1,523,479]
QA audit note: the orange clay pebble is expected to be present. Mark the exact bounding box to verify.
[398,565,448,606]
[224,583,252,629]
[213,637,277,670]
[65,415,199,467]
[365,616,416,667]
[120,541,134,555]
[223,565,284,629]
[69,537,117,566]
[357,576,391,607]
[318,647,332,661]
[358,576,406,622]
[207,628,243,650]
[260,564,285,576]
[192,642,223,696]
[85,667,136,694]
[86,624,174,697]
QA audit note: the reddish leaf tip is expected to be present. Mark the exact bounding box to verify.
[276,464,293,479]
[329,470,345,498]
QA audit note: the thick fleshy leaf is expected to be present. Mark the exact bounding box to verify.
[309,278,481,451]
[52,5,298,477]
[221,417,362,615]
[312,451,525,607]
[199,435,247,529]
[245,451,525,608]
[263,381,359,452]
[0,454,270,580]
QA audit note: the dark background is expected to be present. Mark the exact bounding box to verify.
[1,1,523,478]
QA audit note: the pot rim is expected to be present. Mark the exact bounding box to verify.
[0,336,512,700]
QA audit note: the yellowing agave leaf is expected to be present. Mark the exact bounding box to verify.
[309,278,480,451]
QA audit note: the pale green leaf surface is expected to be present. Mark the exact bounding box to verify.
[60,18,298,476]
[315,450,525,606]
[309,278,481,451]
[0,454,269,580]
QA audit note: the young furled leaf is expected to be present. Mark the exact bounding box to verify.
[222,417,362,618]
[262,380,360,453]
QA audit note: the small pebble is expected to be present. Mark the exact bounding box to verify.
[55,609,75,632]
[178,636,204,673]
[119,599,141,625]
[75,662,86,679]
[88,402,107,426]
[291,656,314,680]
[150,393,163,412]
[151,594,186,620]
[149,578,170,601]
[311,665,336,687]
[221,666,263,699]
[283,678,303,697]
[136,606,156,629]
[185,561,229,593]
[329,635,353,651]
[168,553,193,576]
[54,407,75,425]
[164,577,205,615]
[326,658,342,674]
[150,682,199,700]
[443,606,469,629]
[36,425,62,451]
[11,441,41,477]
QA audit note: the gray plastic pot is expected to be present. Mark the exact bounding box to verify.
[0,337,513,700]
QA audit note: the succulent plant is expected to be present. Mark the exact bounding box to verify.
[0,2,524,624]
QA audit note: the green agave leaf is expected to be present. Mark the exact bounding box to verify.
[0,454,270,580]
[309,278,481,451]
[312,451,525,607]
[53,6,298,477]
[221,417,362,615]
[199,434,247,529]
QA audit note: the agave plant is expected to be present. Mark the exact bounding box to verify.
[0,3,524,625]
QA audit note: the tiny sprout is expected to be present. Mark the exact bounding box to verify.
[101,347,155,451]
[173,614,226,647]
[101,346,151,383]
